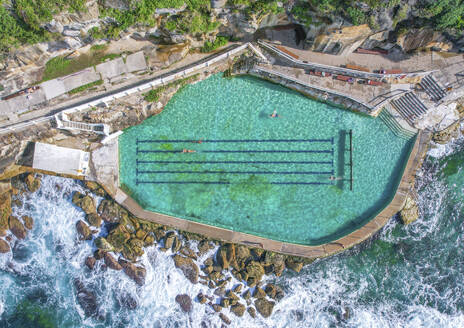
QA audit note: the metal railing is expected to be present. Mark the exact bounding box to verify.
[257,40,435,80]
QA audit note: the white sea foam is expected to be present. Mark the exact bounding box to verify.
[2,174,464,327]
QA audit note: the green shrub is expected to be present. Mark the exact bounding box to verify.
[347,7,367,25]
[89,27,105,40]
[200,36,228,52]
[90,43,108,52]
[68,79,103,95]
[291,3,313,27]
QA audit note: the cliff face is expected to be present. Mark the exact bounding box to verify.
[0,0,462,94]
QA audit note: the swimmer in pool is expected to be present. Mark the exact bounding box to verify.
[270,110,279,118]
[182,149,196,153]
[329,176,343,181]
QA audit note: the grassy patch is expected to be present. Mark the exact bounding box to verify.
[200,36,228,53]
[68,79,103,95]
[143,73,200,102]
[41,45,122,82]
[90,43,108,52]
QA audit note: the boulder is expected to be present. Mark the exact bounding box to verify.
[9,216,27,239]
[98,199,123,223]
[245,261,265,285]
[263,251,285,276]
[255,298,275,318]
[171,236,182,253]
[219,313,231,325]
[253,287,266,299]
[118,258,147,286]
[285,259,304,273]
[0,239,10,253]
[197,239,212,255]
[175,294,192,313]
[231,303,246,317]
[22,215,34,230]
[400,194,419,225]
[85,256,96,270]
[76,220,93,240]
[0,192,11,231]
[265,284,284,301]
[122,238,145,261]
[216,243,236,270]
[247,306,257,318]
[74,279,99,318]
[164,232,175,249]
[86,213,102,227]
[84,181,106,196]
[173,255,199,284]
[72,193,96,215]
[25,174,41,193]
[104,252,122,270]
[95,237,114,252]
[212,304,222,312]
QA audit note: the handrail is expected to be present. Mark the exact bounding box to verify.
[257,40,436,80]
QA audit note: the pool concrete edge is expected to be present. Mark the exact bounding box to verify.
[90,129,430,259]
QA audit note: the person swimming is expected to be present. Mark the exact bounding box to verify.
[329,176,343,181]
[182,149,196,153]
[270,110,279,118]
[191,140,203,144]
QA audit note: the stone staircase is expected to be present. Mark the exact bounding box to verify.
[55,113,110,135]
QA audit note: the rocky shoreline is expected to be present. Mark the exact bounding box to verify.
[0,169,427,323]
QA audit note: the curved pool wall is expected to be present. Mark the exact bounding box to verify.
[119,74,416,245]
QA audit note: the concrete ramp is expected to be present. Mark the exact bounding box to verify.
[32,142,90,177]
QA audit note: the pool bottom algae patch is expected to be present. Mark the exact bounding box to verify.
[119,73,416,245]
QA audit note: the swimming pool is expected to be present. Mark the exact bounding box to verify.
[119,74,415,245]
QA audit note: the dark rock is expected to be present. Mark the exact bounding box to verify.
[265,284,276,298]
[173,254,199,284]
[0,239,10,253]
[74,279,99,318]
[221,298,230,308]
[94,237,114,252]
[230,303,246,317]
[86,213,102,227]
[219,313,231,325]
[245,261,264,285]
[144,234,155,246]
[94,249,106,260]
[204,257,214,266]
[172,236,182,253]
[104,252,122,270]
[9,216,27,239]
[198,240,212,255]
[250,248,264,261]
[197,293,208,304]
[118,258,146,286]
[212,304,222,312]
[85,256,96,270]
[76,220,93,240]
[214,287,226,297]
[255,298,275,318]
[285,259,304,273]
[175,294,193,313]
[164,233,175,249]
[208,281,215,289]
[263,251,285,276]
[253,287,266,299]
[118,292,138,310]
[22,215,34,230]
[233,284,242,293]
[72,192,96,214]
[247,306,257,318]
[98,199,123,223]
[25,174,41,193]
[180,246,197,260]
[216,243,235,270]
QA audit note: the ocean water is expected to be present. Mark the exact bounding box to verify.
[119,74,415,245]
[1,133,464,327]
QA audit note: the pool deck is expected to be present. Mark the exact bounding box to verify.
[89,129,430,259]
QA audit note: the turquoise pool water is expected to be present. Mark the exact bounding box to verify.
[119,74,415,245]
